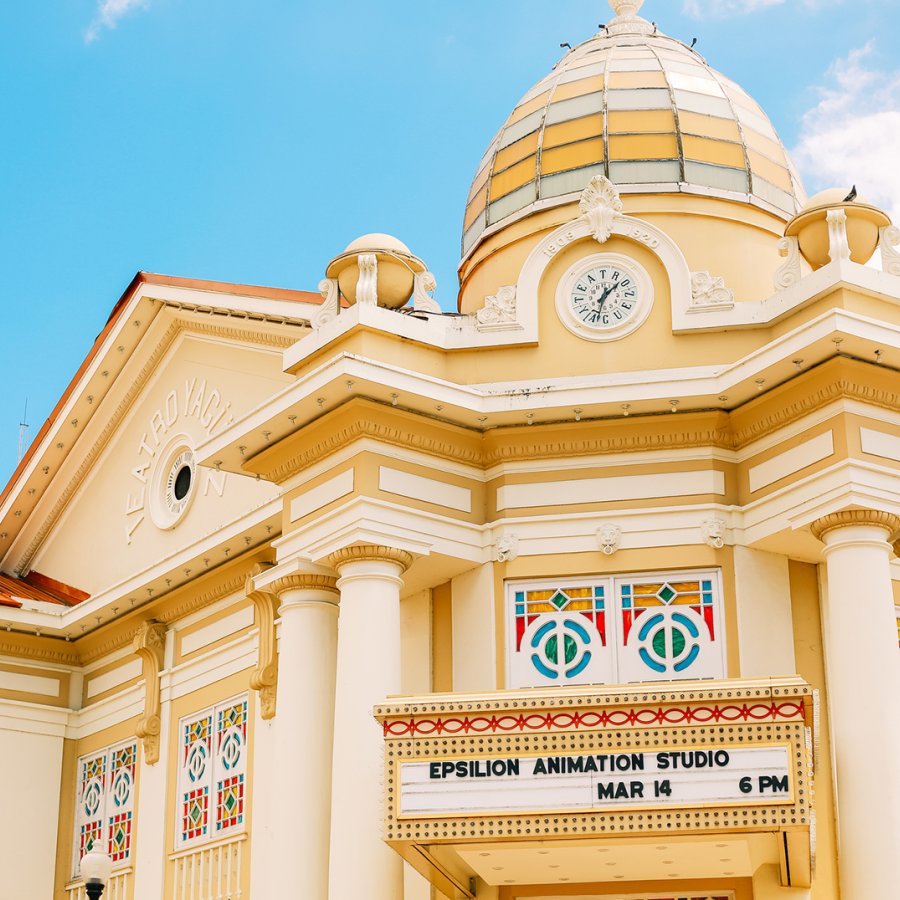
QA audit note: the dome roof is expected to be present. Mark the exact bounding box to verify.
[462,3,805,260]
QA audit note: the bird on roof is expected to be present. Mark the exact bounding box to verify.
[690,37,698,48]
[844,185,858,202]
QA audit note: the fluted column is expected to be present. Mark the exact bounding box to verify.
[811,509,900,898]
[269,572,340,900]
[327,545,413,900]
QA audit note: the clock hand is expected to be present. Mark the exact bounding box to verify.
[596,281,621,312]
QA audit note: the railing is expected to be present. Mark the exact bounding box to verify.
[66,869,131,900]
[171,833,246,900]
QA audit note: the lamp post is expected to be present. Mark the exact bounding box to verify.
[79,844,112,899]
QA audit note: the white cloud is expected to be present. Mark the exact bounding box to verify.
[85,0,150,43]
[792,42,900,223]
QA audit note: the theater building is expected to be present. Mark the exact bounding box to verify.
[2,1,899,898]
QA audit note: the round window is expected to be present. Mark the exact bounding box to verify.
[150,436,197,530]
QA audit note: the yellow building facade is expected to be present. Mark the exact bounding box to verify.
[1,2,899,898]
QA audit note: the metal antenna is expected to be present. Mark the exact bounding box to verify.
[17,399,28,463]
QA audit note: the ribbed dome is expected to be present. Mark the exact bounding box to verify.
[462,5,805,260]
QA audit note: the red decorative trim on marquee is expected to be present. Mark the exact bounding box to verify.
[383,701,805,737]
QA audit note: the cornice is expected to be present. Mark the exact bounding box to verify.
[730,374,900,449]
[327,545,415,573]
[0,635,80,667]
[247,401,483,483]
[810,509,900,541]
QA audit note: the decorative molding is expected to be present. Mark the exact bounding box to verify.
[826,208,851,263]
[596,523,622,556]
[78,571,252,665]
[579,175,623,244]
[494,533,519,563]
[381,700,806,738]
[880,225,900,276]
[357,253,378,306]
[413,272,441,315]
[268,573,339,596]
[312,278,340,329]
[14,316,292,575]
[327,544,414,573]
[810,509,900,541]
[775,236,802,289]
[245,563,279,720]
[701,517,727,549]
[475,286,519,332]
[0,637,80,666]
[689,272,734,311]
[731,377,900,449]
[132,620,167,765]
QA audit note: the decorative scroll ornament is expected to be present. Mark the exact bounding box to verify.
[597,523,622,556]
[246,563,279,720]
[880,225,900,276]
[413,271,441,314]
[312,277,340,328]
[701,517,727,549]
[775,236,802,289]
[495,533,519,563]
[476,285,518,331]
[579,175,623,244]
[133,620,167,765]
[356,253,379,306]
[690,272,734,310]
[826,208,851,263]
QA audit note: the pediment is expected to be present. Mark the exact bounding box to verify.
[4,300,302,597]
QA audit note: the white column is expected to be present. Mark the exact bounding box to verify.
[812,510,900,898]
[270,574,340,900]
[328,545,413,900]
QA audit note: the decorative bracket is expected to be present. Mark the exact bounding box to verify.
[494,533,519,563]
[357,253,379,306]
[413,271,441,314]
[247,562,279,720]
[826,208,851,263]
[133,620,167,765]
[312,277,340,329]
[579,175,623,244]
[701,517,727,549]
[774,236,802,289]
[689,272,734,311]
[597,523,622,556]
[476,285,519,332]
[880,225,900,276]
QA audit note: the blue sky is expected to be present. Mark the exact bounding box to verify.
[0,0,898,483]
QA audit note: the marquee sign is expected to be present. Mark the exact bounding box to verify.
[399,744,793,818]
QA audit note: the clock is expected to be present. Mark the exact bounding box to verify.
[556,253,653,341]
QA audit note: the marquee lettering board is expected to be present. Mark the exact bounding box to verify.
[399,744,793,818]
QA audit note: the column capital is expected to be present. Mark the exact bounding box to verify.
[327,544,414,573]
[269,572,339,597]
[810,509,900,542]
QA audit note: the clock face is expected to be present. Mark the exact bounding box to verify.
[556,254,654,342]
[570,263,641,330]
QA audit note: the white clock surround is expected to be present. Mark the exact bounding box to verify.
[556,252,654,342]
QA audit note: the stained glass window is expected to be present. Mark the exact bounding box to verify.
[73,741,137,876]
[895,606,900,648]
[177,695,248,848]
[507,570,725,688]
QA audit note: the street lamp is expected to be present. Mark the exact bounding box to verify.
[79,844,112,899]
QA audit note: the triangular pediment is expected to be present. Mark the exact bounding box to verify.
[1,280,315,600]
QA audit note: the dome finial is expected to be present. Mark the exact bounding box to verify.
[609,0,645,18]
